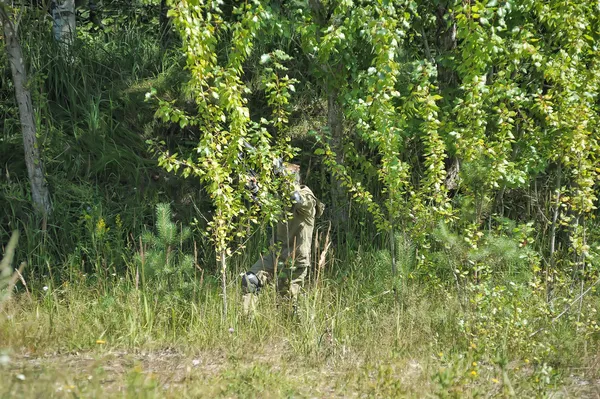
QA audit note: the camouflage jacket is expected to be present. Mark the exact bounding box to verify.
[276,185,322,268]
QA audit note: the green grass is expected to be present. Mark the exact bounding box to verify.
[1,247,599,398]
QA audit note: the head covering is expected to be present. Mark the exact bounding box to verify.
[283,163,300,174]
[282,163,300,185]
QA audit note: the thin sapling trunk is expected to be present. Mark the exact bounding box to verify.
[1,8,52,216]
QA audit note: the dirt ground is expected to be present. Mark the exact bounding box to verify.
[2,350,600,398]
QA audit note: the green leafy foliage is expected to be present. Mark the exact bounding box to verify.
[153,0,297,257]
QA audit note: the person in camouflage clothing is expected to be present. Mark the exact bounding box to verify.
[241,163,322,313]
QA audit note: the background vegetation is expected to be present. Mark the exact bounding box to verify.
[1,0,599,397]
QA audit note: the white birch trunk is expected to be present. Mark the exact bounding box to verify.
[1,9,52,215]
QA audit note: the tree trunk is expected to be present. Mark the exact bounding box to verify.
[1,10,52,216]
[435,3,460,197]
[51,0,76,46]
[435,3,457,92]
[220,250,227,319]
[444,157,460,191]
[159,0,171,47]
[88,0,105,31]
[547,164,561,301]
[327,86,348,224]
[307,0,348,225]
[390,212,398,301]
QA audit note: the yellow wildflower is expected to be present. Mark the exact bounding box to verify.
[470,370,477,377]
[96,340,106,344]
[96,218,106,233]
[492,378,499,384]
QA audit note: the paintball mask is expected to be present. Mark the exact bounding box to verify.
[239,138,298,201]
[245,171,260,202]
[274,160,300,184]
